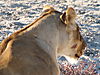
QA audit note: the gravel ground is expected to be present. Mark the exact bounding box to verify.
[0,0,100,75]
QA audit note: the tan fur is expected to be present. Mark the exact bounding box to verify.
[0,6,86,75]
[43,5,55,12]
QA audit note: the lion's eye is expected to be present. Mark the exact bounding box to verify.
[71,44,77,49]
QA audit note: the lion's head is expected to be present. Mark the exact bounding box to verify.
[55,7,87,60]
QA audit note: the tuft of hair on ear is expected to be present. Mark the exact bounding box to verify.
[43,5,55,12]
[66,7,77,23]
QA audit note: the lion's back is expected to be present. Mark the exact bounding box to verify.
[0,36,58,75]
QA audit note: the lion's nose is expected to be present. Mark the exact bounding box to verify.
[81,40,87,51]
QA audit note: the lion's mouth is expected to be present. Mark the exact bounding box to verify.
[75,54,80,58]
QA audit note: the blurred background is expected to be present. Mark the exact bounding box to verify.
[0,0,100,75]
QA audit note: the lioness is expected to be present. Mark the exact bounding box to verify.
[0,6,86,75]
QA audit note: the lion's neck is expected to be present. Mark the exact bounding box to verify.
[33,23,59,63]
[35,37,57,62]
[24,13,60,63]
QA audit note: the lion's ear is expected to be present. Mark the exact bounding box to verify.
[60,7,77,24]
[43,5,55,12]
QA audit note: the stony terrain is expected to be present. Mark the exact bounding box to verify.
[0,0,100,75]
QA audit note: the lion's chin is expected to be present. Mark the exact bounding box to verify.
[63,55,79,64]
